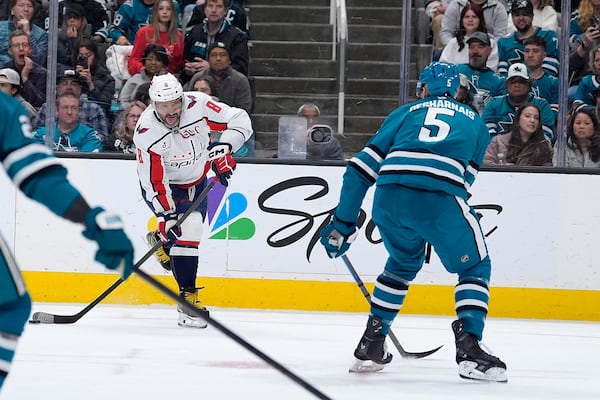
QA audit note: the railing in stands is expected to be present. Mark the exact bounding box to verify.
[331,0,348,135]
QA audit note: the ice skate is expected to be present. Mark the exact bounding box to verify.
[349,315,393,373]
[177,288,209,329]
[145,231,171,272]
[452,319,507,382]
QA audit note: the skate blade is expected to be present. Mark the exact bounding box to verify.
[348,358,386,373]
[458,361,508,383]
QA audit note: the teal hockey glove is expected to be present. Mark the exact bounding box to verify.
[319,215,358,258]
[83,207,134,279]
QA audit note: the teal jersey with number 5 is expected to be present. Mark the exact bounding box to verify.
[335,95,490,223]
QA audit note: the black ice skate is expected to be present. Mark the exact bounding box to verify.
[177,288,210,329]
[452,319,507,382]
[349,315,393,373]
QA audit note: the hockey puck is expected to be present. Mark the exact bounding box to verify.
[28,319,41,324]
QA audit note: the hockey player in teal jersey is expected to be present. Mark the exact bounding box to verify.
[320,61,507,382]
[0,92,134,392]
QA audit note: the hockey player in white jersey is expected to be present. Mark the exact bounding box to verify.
[319,62,507,382]
[133,73,252,328]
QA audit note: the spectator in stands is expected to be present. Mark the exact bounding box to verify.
[128,0,184,76]
[75,39,116,117]
[483,62,555,141]
[56,3,91,71]
[297,102,344,161]
[34,70,109,142]
[3,29,45,108]
[523,36,559,112]
[568,10,600,102]
[497,0,559,77]
[185,41,251,113]
[58,0,110,38]
[484,102,553,166]
[192,75,218,100]
[97,0,181,45]
[439,2,499,71]
[120,44,169,109]
[33,92,103,152]
[457,31,505,113]
[507,0,559,33]
[0,0,46,30]
[553,107,600,168]
[184,0,249,35]
[424,0,450,52]
[104,100,146,153]
[0,0,47,67]
[181,0,249,84]
[0,67,36,119]
[569,0,600,45]
[439,0,507,48]
[134,81,152,105]
[573,45,600,111]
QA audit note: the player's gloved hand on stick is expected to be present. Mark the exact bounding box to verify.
[207,142,236,186]
[319,214,358,258]
[82,207,134,279]
[157,211,181,244]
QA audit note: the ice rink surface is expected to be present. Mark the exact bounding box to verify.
[2,304,599,400]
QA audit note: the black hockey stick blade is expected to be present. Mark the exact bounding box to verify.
[340,254,443,359]
[29,179,218,325]
[133,268,332,400]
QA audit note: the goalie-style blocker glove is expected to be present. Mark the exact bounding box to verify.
[82,207,134,279]
[319,214,358,258]
[207,142,236,186]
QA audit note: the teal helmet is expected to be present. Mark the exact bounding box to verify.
[419,61,460,97]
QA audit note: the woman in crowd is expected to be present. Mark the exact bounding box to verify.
[120,44,169,109]
[554,107,600,168]
[484,102,553,166]
[104,100,147,153]
[127,0,183,76]
[439,2,499,70]
[74,39,115,117]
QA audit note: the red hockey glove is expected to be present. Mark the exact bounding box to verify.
[207,142,236,186]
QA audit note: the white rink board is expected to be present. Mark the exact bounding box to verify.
[0,158,599,290]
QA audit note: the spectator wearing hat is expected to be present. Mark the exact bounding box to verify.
[457,32,506,111]
[127,0,184,76]
[185,41,251,113]
[33,69,109,141]
[2,28,46,108]
[523,36,559,113]
[482,62,555,141]
[0,67,36,119]
[58,0,110,38]
[507,0,558,34]
[181,0,249,84]
[439,4,499,71]
[497,0,559,77]
[56,3,92,71]
[120,44,170,110]
[0,0,48,67]
[33,92,103,152]
[439,0,507,47]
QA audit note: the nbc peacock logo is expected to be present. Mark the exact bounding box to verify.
[207,183,256,240]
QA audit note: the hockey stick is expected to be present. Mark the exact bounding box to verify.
[29,179,218,325]
[133,268,332,400]
[341,254,443,359]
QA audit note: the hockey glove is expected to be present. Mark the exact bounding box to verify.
[82,207,134,279]
[319,215,358,258]
[157,212,181,244]
[207,142,236,186]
